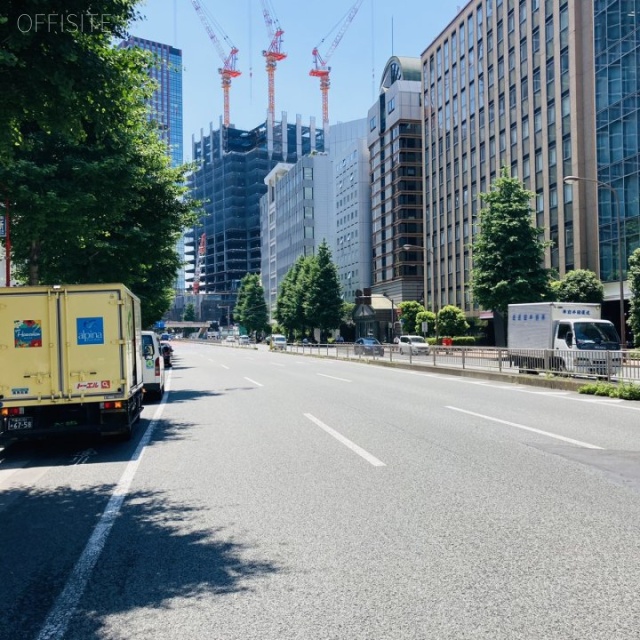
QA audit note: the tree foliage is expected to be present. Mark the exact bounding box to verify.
[398,300,425,336]
[437,305,469,337]
[234,273,269,336]
[0,1,197,327]
[471,168,550,315]
[274,244,343,340]
[415,310,436,336]
[628,249,640,345]
[551,269,604,303]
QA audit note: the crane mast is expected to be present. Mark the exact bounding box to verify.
[310,0,364,129]
[190,0,240,127]
[260,0,286,127]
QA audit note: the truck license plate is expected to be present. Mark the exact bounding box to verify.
[8,416,33,431]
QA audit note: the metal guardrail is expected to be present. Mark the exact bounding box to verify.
[279,343,640,384]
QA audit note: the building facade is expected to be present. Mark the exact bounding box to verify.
[367,56,424,306]
[422,0,638,322]
[260,154,333,319]
[189,115,324,323]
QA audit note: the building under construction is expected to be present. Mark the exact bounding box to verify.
[187,114,324,323]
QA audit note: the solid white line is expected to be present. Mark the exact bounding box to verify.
[270,363,285,367]
[220,364,230,370]
[446,406,603,449]
[36,374,172,640]
[244,377,263,387]
[317,373,352,383]
[304,413,386,466]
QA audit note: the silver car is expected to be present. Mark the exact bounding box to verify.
[398,335,430,355]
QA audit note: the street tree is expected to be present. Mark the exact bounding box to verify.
[304,241,343,341]
[274,256,311,338]
[0,1,197,327]
[437,305,469,337]
[472,168,550,315]
[627,248,640,346]
[183,303,196,322]
[234,273,269,337]
[414,310,436,336]
[398,301,425,336]
[552,269,604,303]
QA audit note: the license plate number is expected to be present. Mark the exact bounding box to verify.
[8,416,33,431]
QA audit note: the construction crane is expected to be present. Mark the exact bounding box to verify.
[190,0,240,127]
[192,232,206,294]
[260,0,286,127]
[310,0,364,129]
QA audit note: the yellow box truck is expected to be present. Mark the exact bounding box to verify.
[0,284,144,440]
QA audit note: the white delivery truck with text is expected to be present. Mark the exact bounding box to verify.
[508,302,622,376]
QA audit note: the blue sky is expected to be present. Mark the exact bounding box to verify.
[131,0,464,160]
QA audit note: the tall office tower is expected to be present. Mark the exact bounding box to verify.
[422,0,636,324]
[120,36,183,168]
[189,115,324,323]
[592,0,639,305]
[367,56,424,305]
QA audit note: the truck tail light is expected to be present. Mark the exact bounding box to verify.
[100,401,123,410]
[155,357,160,375]
[1,407,25,417]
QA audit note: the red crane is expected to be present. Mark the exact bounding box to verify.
[192,232,206,294]
[310,0,364,129]
[190,0,240,127]
[260,0,286,126]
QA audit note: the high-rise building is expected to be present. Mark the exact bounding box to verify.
[367,56,424,305]
[422,0,637,326]
[120,36,183,168]
[189,115,324,323]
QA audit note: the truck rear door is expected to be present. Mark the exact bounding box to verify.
[61,287,125,399]
[0,290,59,401]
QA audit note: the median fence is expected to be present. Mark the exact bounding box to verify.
[279,343,640,384]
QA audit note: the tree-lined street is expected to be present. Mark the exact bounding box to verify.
[2,343,640,639]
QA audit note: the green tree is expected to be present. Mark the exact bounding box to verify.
[437,305,469,337]
[628,249,640,346]
[552,269,604,303]
[398,300,425,336]
[305,241,343,340]
[415,310,436,336]
[274,256,311,338]
[471,168,550,315]
[234,273,269,336]
[0,1,197,327]
[183,303,196,322]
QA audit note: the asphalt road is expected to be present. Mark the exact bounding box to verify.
[2,341,640,639]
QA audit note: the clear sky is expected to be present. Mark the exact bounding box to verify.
[130,0,465,160]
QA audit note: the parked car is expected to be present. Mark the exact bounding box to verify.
[271,334,287,351]
[141,331,166,402]
[238,335,250,345]
[160,341,173,367]
[225,335,236,344]
[398,335,430,356]
[354,337,384,356]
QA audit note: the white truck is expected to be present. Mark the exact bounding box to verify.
[508,302,622,376]
[0,284,145,440]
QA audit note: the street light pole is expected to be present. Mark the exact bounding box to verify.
[382,292,395,343]
[564,175,625,344]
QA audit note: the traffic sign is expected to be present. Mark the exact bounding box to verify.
[0,216,5,238]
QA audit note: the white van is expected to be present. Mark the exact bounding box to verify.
[141,331,166,402]
[271,334,287,351]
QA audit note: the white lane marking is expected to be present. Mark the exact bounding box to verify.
[270,363,285,367]
[304,413,386,467]
[446,406,603,450]
[220,364,230,370]
[36,374,172,640]
[244,377,263,387]
[317,373,352,383]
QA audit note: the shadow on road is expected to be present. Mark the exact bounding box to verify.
[0,485,281,639]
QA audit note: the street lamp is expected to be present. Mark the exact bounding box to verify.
[564,175,625,344]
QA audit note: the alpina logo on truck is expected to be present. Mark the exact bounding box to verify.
[77,317,104,345]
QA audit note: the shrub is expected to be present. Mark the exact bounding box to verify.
[452,336,476,346]
[627,350,640,360]
[579,381,640,400]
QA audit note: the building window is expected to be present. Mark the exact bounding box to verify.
[303,167,313,179]
[304,187,313,200]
